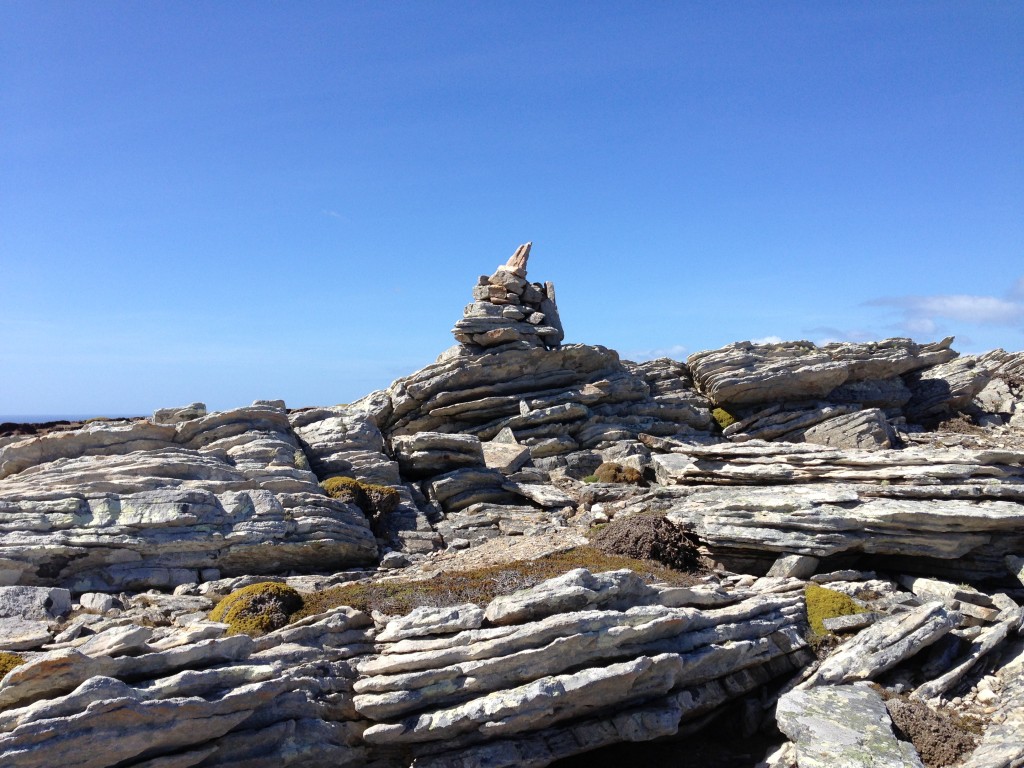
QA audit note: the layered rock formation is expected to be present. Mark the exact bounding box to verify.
[1,243,1022,768]
[0,404,378,591]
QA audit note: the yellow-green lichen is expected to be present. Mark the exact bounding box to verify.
[805,582,867,637]
[208,582,304,637]
[712,407,736,430]
[0,652,25,678]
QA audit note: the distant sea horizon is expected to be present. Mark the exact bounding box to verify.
[0,414,143,424]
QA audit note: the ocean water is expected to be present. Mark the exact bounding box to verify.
[0,414,141,424]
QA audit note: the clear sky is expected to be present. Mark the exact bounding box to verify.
[2,2,1022,417]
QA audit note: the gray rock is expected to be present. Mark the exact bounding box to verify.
[904,354,996,422]
[803,601,958,686]
[0,618,52,651]
[484,568,657,625]
[776,685,924,768]
[827,376,913,408]
[822,612,880,632]
[379,551,411,570]
[913,607,1022,699]
[960,640,1024,768]
[79,592,117,614]
[482,440,531,474]
[502,480,575,508]
[290,405,401,486]
[896,575,995,608]
[0,406,379,590]
[1008,554,1024,586]
[796,408,896,450]
[725,403,860,442]
[377,603,485,642]
[0,586,71,620]
[688,337,954,407]
[0,420,178,480]
[391,432,484,478]
[152,402,208,425]
[973,377,1016,416]
[766,554,819,580]
[428,467,518,512]
[76,624,154,657]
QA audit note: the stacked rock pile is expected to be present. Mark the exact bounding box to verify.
[452,242,565,351]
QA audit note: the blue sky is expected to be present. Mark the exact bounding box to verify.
[2,2,1021,416]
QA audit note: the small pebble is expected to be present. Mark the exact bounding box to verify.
[977,688,998,704]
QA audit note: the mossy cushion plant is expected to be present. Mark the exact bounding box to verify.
[805,582,867,637]
[208,582,304,637]
[321,476,400,519]
[711,407,736,430]
[592,462,644,485]
[0,652,25,678]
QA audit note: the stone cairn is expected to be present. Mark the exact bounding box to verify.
[451,242,565,351]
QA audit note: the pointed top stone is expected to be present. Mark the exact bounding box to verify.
[504,242,531,275]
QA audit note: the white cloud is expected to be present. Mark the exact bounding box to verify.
[624,343,688,362]
[902,316,937,335]
[866,281,1024,336]
[750,335,783,345]
[803,326,879,346]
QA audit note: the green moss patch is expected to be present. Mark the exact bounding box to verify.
[711,408,736,430]
[0,652,24,679]
[293,546,702,620]
[209,582,304,637]
[805,583,867,637]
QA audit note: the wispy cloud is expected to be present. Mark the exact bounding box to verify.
[1012,277,1024,300]
[624,343,688,362]
[866,281,1024,336]
[322,209,346,221]
[750,335,784,346]
[802,326,879,346]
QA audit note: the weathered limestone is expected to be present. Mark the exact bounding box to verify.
[483,568,657,625]
[0,606,375,768]
[797,408,896,450]
[904,354,996,423]
[776,685,924,768]
[0,405,378,590]
[802,602,959,687]
[352,568,811,762]
[650,439,1024,578]
[687,337,956,407]
[151,402,208,425]
[0,569,816,768]
[390,432,484,478]
[289,405,401,486]
[0,586,71,621]
[380,344,711,462]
